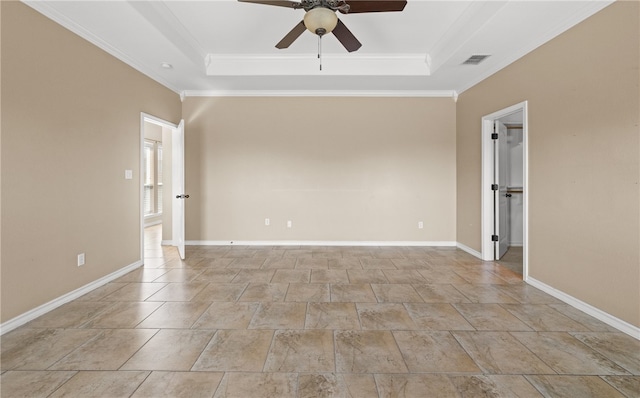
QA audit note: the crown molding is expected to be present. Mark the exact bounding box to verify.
[182,89,458,98]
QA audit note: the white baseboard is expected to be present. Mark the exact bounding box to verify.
[456,242,483,259]
[527,277,640,340]
[0,260,143,336]
[185,240,457,247]
[161,240,174,246]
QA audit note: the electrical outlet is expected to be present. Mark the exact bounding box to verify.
[77,253,85,267]
[265,218,270,226]
[287,220,292,228]
[418,221,424,229]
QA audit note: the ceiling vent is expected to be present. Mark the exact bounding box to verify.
[462,55,490,65]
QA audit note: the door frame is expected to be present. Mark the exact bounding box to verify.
[139,113,178,262]
[480,101,529,279]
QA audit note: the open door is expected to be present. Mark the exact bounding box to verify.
[172,120,186,259]
[494,120,509,259]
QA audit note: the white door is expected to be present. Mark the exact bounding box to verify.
[494,120,509,259]
[172,120,186,259]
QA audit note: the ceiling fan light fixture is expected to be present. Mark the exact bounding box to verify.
[304,7,338,36]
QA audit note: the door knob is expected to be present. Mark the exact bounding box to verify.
[505,193,512,198]
[176,194,190,199]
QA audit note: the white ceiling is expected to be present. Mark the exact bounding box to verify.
[24,0,613,97]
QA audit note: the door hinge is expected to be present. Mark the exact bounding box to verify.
[491,235,499,242]
[491,133,498,140]
[491,184,499,191]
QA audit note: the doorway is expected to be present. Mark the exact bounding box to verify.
[139,113,178,261]
[481,102,528,279]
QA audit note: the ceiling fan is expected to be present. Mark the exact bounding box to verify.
[238,0,408,52]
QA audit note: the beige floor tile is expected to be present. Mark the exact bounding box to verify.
[192,258,235,269]
[1,328,101,370]
[327,258,363,269]
[136,301,211,328]
[347,270,389,284]
[77,282,128,301]
[412,283,472,303]
[381,270,427,283]
[334,330,408,373]
[404,303,475,331]
[231,269,275,283]
[131,371,223,398]
[371,248,406,259]
[310,269,350,284]
[371,284,424,303]
[418,268,469,284]
[453,303,533,331]
[192,330,273,372]
[213,372,297,398]
[145,282,208,301]
[449,375,544,397]
[375,374,458,397]
[264,330,334,372]
[25,301,113,328]
[238,283,289,302]
[114,268,170,283]
[223,249,258,258]
[359,258,397,269]
[601,375,640,398]
[502,304,592,331]
[571,333,640,375]
[192,269,239,283]
[261,258,297,269]
[192,301,260,329]
[495,283,560,304]
[249,302,307,329]
[330,284,377,302]
[452,331,555,374]
[357,303,418,330]
[81,301,163,329]
[306,302,361,329]
[271,269,311,283]
[548,304,620,332]
[393,259,431,269]
[102,282,168,301]
[452,284,520,303]
[152,268,205,283]
[298,373,378,398]
[454,267,511,284]
[48,370,149,398]
[121,329,214,371]
[253,248,287,258]
[190,283,248,301]
[50,329,158,370]
[0,370,77,397]
[296,258,329,269]
[512,332,631,375]
[286,283,330,302]
[227,257,267,269]
[393,331,481,373]
[526,375,627,397]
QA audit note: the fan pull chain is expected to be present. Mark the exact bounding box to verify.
[318,35,322,71]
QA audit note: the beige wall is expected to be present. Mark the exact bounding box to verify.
[0,2,181,322]
[183,97,456,242]
[456,1,639,326]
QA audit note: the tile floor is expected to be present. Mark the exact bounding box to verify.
[1,225,638,397]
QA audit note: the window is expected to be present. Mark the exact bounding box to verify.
[143,140,163,216]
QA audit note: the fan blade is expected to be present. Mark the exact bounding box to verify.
[341,0,407,13]
[276,21,307,49]
[237,0,302,9]
[332,19,362,52]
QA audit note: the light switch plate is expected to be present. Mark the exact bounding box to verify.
[125,170,133,179]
